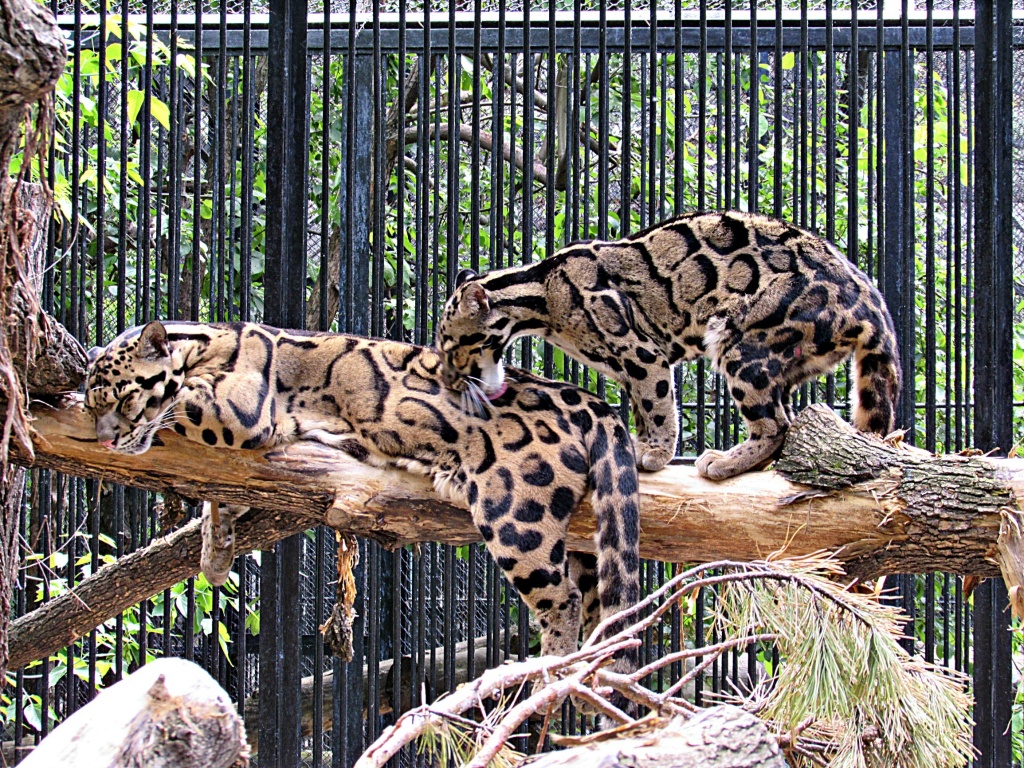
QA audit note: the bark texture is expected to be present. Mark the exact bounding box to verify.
[19,657,249,768]
[525,707,787,768]
[7,399,1024,673]
[0,0,71,690]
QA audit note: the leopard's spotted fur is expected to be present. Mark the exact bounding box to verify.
[85,321,640,676]
[436,211,901,477]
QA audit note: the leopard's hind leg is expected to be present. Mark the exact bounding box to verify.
[471,475,583,659]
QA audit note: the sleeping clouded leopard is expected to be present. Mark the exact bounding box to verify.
[85,320,641,678]
[436,211,901,477]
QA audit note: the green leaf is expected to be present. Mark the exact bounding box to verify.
[149,96,170,130]
[126,90,145,126]
[782,52,795,71]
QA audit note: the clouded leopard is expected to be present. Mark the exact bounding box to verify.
[84,320,640,677]
[436,211,901,478]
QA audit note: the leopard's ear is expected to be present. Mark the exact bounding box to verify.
[458,283,489,318]
[136,321,171,361]
[455,268,478,288]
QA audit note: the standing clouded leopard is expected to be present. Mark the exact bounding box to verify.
[84,320,640,677]
[436,211,900,477]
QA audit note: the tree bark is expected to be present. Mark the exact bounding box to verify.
[19,657,249,768]
[526,707,787,768]
[0,0,71,689]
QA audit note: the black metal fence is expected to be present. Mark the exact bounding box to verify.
[3,0,1022,765]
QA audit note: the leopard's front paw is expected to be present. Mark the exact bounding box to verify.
[695,449,742,481]
[633,437,673,472]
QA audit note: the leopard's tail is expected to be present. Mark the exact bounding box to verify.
[587,418,642,677]
[851,311,901,436]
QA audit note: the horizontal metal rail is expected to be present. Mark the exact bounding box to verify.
[59,9,1024,54]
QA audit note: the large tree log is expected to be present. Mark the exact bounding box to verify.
[19,657,248,768]
[5,398,1024,672]
[527,707,788,768]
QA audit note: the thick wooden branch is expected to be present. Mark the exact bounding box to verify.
[5,505,310,673]
[13,396,1024,573]
[6,397,1024,673]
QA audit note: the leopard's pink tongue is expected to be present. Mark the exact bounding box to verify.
[486,382,508,401]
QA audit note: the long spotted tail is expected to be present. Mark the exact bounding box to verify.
[851,316,901,436]
[587,417,642,677]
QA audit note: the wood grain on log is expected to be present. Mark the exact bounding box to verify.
[6,398,1024,673]
[19,657,248,768]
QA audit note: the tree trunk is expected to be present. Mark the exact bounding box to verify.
[0,0,72,689]
[526,707,787,768]
[19,657,249,768]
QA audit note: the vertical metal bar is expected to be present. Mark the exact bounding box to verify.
[393,0,408,343]
[260,0,308,762]
[620,0,631,236]
[240,0,253,322]
[446,0,460,294]
[924,0,936,453]
[723,0,732,208]
[748,0,759,212]
[264,0,309,324]
[372,0,385,339]
[95,0,107,344]
[952,0,963,452]
[597,1,609,240]
[216,0,228,322]
[881,2,915,437]
[674,0,684,215]
[972,0,1014,762]
[115,0,129,333]
[191,2,203,322]
[140,0,155,323]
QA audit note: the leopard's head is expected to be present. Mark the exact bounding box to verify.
[84,321,186,455]
[436,269,510,399]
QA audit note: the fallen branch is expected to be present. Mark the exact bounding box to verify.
[528,707,789,768]
[6,506,314,673]
[352,558,972,768]
[404,124,551,187]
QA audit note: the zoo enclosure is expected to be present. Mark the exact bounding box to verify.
[4,0,1022,765]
